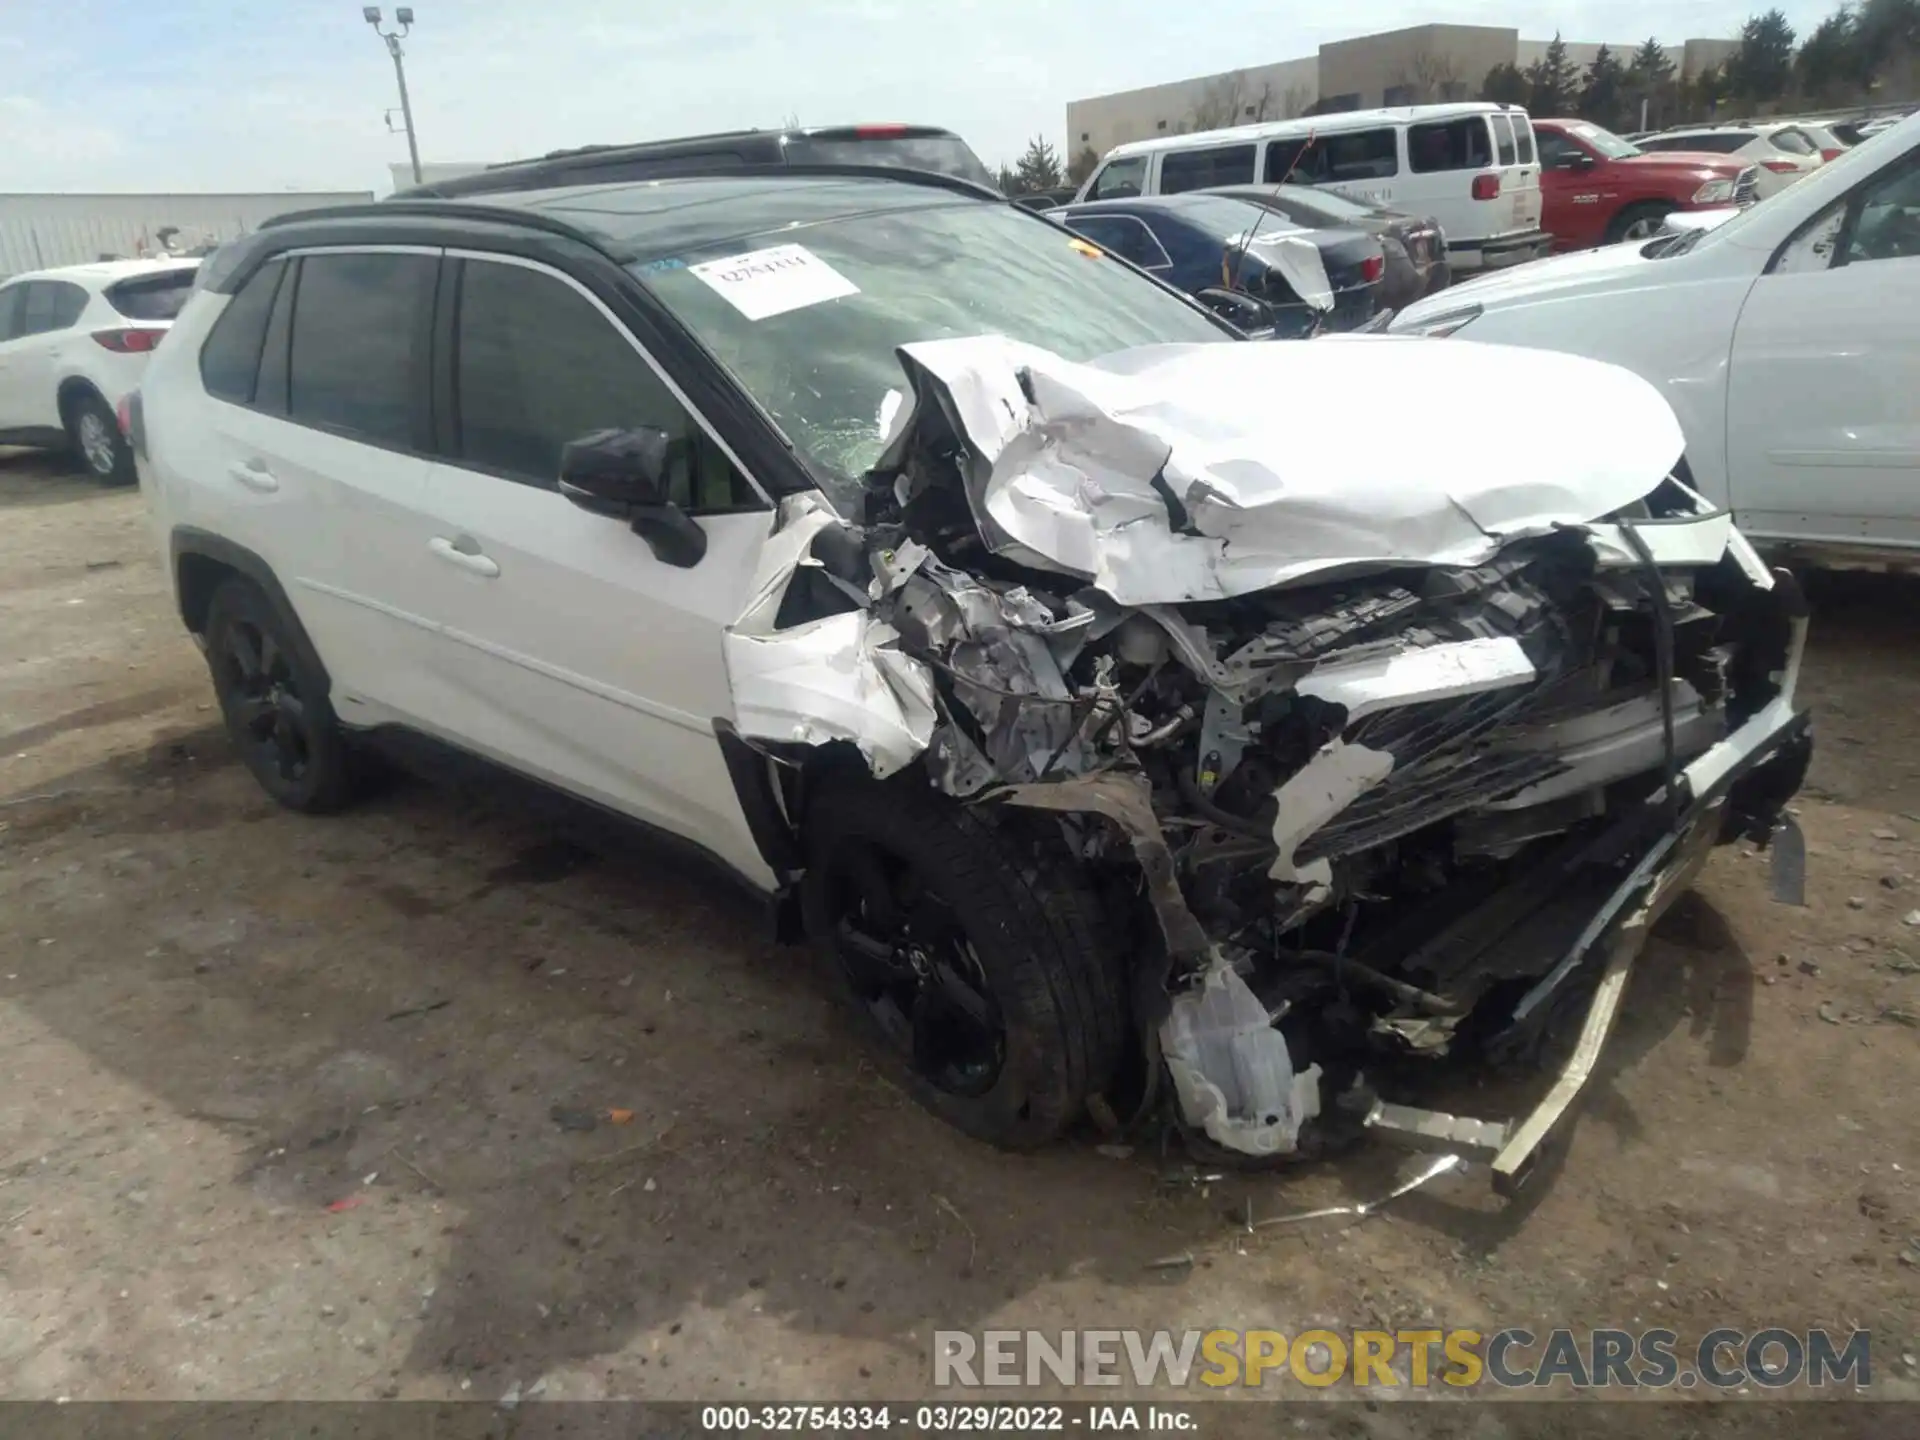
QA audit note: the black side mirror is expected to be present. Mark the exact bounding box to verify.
[1193,286,1276,337]
[558,427,707,568]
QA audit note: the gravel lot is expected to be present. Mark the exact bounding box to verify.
[3,448,1918,1411]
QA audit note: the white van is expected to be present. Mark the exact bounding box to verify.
[1077,103,1550,273]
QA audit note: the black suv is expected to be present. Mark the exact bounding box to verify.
[394,124,998,199]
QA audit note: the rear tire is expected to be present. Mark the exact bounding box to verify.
[65,391,134,485]
[1606,202,1674,245]
[204,579,357,813]
[801,774,1127,1149]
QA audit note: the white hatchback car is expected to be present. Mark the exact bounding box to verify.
[0,258,199,482]
[130,170,1809,1181]
[1394,111,1920,565]
[1634,125,1823,197]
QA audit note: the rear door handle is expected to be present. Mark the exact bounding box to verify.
[428,535,500,578]
[228,460,279,493]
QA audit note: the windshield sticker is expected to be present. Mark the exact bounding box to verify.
[690,243,859,321]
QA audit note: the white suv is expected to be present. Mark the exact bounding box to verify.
[0,258,199,482]
[133,169,1809,1184]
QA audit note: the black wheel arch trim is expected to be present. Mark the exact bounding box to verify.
[169,527,332,695]
[713,718,805,876]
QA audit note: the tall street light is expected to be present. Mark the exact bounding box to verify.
[363,7,422,185]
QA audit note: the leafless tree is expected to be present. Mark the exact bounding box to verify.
[1280,83,1313,119]
[1188,70,1279,131]
[1389,47,1465,103]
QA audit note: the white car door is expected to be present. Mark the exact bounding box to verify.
[0,280,86,434]
[1726,141,1920,548]
[187,248,451,728]
[409,252,772,883]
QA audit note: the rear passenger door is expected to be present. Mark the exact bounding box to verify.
[411,252,773,880]
[192,247,449,730]
[0,280,88,432]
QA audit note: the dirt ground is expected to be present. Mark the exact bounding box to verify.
[2,447,1918,1410]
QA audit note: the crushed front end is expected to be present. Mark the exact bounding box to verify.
[726,335,1811,1190]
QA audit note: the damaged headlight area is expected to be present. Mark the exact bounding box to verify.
[726,337,1811,1190]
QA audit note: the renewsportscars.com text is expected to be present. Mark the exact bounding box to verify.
[933,1327,1871,1390]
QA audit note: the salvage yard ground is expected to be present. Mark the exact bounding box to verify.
[3,447,1919,1406]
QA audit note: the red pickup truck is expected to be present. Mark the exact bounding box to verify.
[1532,118,1757,249]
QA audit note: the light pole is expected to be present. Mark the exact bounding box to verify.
[363,7,422,185]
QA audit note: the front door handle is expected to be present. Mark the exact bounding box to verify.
[428,535,500,578]
[228,459,279,493]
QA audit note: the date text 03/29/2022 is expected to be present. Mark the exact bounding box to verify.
[701,1406,1193,1432]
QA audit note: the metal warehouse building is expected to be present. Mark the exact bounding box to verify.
[0,191,375,279]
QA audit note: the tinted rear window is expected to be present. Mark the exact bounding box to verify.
[1160,144,1257,193]
[107,271,196,321]
[1490,113,1517,165]
[786,134,995,188]
[199,260,284,404]
[1410,118,1493,172]
[288,252,434,448]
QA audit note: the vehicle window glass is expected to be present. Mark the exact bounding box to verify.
[107,271,196,321]
[1842,153,1920,265]
[21,281,82,336]
[1649,133,1753,155]
[454,259,755,510]
[199,260,285,405]
[1534,130,1579,168]
[0,284,24,342]
[1512,113,1536,164]
[1770,128,1814,156]
[1491,113,1517,165]
[1321,129,1398,181]
[1264,138,1315,183]
[1159,144,1257,194]
[639,200,1228,508]
[288,252,434,448]
[1063,215,1171,268]
[1409,118,1492,173]
[1086,155,1147,200]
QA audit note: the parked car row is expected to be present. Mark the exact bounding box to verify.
[1395,111,1920,566]
[120,130,1813,1180]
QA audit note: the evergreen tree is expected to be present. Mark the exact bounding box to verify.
[1578,45,1630,130]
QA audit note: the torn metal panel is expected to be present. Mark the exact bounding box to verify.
[888,334,1687,604]
[1294,635,1537,722]
[1162,957,1323,1158]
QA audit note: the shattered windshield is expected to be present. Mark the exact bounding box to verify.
[634,200,1230,509]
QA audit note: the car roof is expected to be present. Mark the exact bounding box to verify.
[4,257,200,288]
[251,170,995,273]
[1103,102,1525,160]
[1655,126,1759,139]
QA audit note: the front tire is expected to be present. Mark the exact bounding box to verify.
[1607,202,1674,245]
[65,391,134,485]
[204,579,357,813]
[801,775,1127,1149]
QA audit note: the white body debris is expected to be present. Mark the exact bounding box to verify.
[894,334,1688,605]
[1161,960,1323,1157]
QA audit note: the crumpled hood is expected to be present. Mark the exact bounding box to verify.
[887,334,1685,605]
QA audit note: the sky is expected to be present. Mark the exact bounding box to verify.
[0,0,1849,195]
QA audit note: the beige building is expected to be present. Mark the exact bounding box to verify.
[1067,23,1736,163]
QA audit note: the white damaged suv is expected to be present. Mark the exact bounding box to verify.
[133,168,1812,1190]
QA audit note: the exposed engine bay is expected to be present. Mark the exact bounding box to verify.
[724,336,1812,1189]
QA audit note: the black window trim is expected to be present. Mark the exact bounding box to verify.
[263,243,442,462]
[440,248,772,515]
[198,256,287,407]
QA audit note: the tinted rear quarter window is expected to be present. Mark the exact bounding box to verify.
[1646,133,1752,154]
[1512,114,1536,163]
[1770,128,1814,155]
[1159,144,1257,194]
[199,260,285,404]
[1409,118,1493,173]
[1490,113,1517,165]
[1321,129,1398,181]
[0,284,23,342]
[453,259,753,509]
[22,280,86,335]
[1063,215,1170,268]
[288,252,434,448]
[107,271,198,321]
